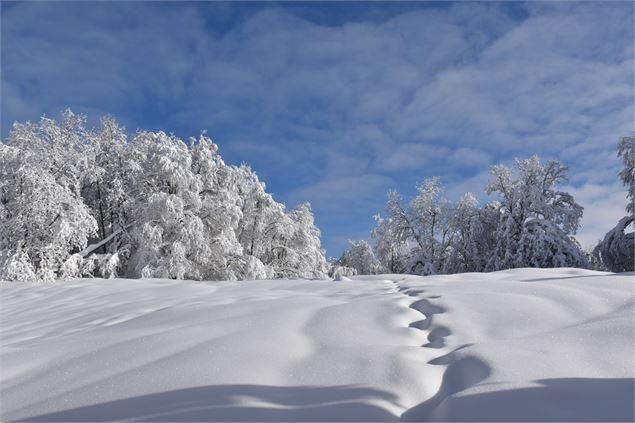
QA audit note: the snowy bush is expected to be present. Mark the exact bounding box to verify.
[328,264,357,279]
[336,240,383,275]
[0,250,37,281]
[226,255,274,281]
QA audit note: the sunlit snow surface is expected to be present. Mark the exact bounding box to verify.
[1,268,633,421]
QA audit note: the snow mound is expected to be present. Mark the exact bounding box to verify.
[1,268,633,421]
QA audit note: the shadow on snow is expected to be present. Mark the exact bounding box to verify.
[403,377,635,422]
[17,377,635,422]
[18,384,399,422]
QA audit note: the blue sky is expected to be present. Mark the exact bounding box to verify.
[2,1,633,257]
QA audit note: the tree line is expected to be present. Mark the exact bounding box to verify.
[0,110,328,281]
[1,110,631,281]
[335,138,634,276]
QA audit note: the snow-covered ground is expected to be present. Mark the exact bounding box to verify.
[1,268,633,421]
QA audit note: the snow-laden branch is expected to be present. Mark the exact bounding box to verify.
[79,222,136,258]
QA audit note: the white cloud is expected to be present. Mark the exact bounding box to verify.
[564,182,630,250]
[376,143,451,172]
[287,173,394,216]
[2,2,632,254]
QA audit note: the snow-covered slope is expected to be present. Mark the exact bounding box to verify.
[1,269,633,421]
[395,268,635,422]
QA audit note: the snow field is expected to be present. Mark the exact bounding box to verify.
[394,268,635,421]
[1,278,441,420]
[1,268,633,421]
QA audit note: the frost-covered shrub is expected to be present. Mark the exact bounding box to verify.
[337,240,383,275]
[227,255,274,281]
[328,264,357,279]
[60,254,85,279]
[0,250,37,281]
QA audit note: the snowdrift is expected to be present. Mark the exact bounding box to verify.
[1,268,633,421]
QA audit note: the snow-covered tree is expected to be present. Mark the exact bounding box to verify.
[0,112,97,281]
[78,116,135,276]
[371,191,410,273]
[619,136,634,215]
[337,240,383,275]
[371,179,455,275]
[124,131,204,279]
[593,217,633,272]
[593,137,634,272]
[443,193,490,273]
[261,203,328,279]
[189,135,247,279]
[227,165,328,279]
[232,165,284,264]
[1,110,329,281]
[485,156,587,270]
[406,178,452,274]
[328,263,357,279]
[469,201,501,271]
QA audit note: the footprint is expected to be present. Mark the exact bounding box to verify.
[402,355,491,421]
[409,299,446,315]
[423,326,451,348]
[392,280,489,422]
[428,344,473,365]
[409,318,432,331]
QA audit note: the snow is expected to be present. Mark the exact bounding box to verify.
[1,268,633,421]
[395,268,635,421]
